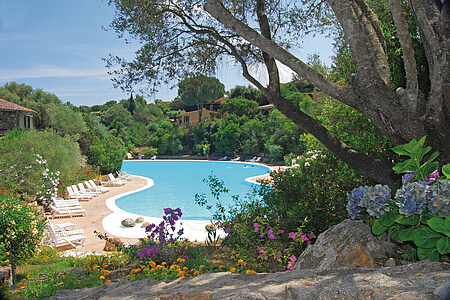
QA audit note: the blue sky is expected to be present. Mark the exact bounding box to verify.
[0,0,334,107]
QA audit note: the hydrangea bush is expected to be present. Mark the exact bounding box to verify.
[347,136,450,261]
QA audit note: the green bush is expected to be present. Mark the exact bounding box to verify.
[261,147,372,236]
[0,192,45,284]
[87,135,126,174]
[0,129,81,202]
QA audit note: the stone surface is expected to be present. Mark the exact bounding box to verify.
[45,260,450,300]
[296,219,394,270]
[385,258,396,267]
[135,217,144,223]
[0,266,12,285]
[103,237,123,251]
[121,218,135,227]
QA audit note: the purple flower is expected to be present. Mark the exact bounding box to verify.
[309,232,316,239]
[289,254,297,262]
[426,170,440,183]
[402,172,415,184]
[275,254,280,259]
[260,233,265,237]
[288,232,297,239]
[301,234,308,242]
[257,246,265,254]
[264,254,268,260]
[164,208,172,215]
[222,246,226,251]
[278,230,285,234]
[287,263,294,271]
[269,234,275,240]
[226,227,231,234]
[253,223,259,233]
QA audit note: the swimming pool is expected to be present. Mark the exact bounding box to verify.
[115,160,270,221]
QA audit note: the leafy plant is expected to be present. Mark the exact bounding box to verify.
[347,137,450,261]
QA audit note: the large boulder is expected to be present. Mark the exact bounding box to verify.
[295,219,394,270]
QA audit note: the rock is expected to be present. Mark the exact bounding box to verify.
[135,217,144,223]
[45,260,450,300]
[141,221,151,228]
[103,238,123,251]
[385,257,396,267]
[295,219,394,270]
[121,218,135,227]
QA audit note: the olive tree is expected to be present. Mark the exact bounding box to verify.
[105,0,449,189]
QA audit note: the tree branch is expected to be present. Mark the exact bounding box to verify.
[388,0,419,112]
[204,0,359,109]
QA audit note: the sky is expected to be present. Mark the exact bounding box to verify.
[0,0,335,107]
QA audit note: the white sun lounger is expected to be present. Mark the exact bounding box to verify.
[45,222,86,249]
[87,180,110,193]
[66,186,93,201]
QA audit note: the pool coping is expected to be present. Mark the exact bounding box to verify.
[102,161,271,241]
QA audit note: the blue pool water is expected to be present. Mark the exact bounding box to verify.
[117,161,270,220]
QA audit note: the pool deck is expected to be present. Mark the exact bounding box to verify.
[50,162,281,255]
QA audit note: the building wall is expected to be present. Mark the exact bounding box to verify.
[0,111,20,130]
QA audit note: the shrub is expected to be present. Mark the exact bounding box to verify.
[261,148,371,235]
[0,192,45,284]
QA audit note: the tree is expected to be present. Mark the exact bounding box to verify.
[106,0,449,189]
[178,76,225,122]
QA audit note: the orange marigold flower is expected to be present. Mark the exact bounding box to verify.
[99,276,105,280]
[229,267,236,273]
[245,270,256,274]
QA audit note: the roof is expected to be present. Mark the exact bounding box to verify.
[214,97,228,104]
[176,109,216,117]
[0,98,37,113]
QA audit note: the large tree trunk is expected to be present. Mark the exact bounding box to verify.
[205,0,449,165]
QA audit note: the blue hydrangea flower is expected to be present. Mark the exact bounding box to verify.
[347,185,391,219]
[395,181,428,217]
[426,180,449,217]
[402,172,415,184]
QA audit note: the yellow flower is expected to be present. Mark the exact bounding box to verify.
[106,280,111,283]
[193,271,200,276]
[245,270,256,274]
[229,267,236,273]
[117,278,121,282]
[131,268,142,274]
[183,267,188,271]
[199,265,205,269]
[92,264,100,269]
[161,262,166,265]
[58,282,64,285]
[177,271,185,277]
[149,261,156,267]
[238,259,244,264]
[219,265,224,269]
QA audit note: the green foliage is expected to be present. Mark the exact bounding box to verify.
[87,135,126,174]
[219,97,259,118]
[0,192,45,284]
[349,137,450,261]
[391,136,440,182]
[0,129,81,198]
[263,146,370,235]
[212,122,241,156]
[178,76,225,118]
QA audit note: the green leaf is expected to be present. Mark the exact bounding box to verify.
[372,219,388,236]
[391,143,411,156]
[391,227,401,242]
[436,237,450,254]
[442,163,450,179]
[421,161,439,179]
[414,227,442,248]
[392,160,416,174]
[379,210,398,227]
[398,227,416,242]
[427,216,449,236]
[417,247,440,261]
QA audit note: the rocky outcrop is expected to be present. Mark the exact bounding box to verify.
[45,260,449,300]
[296,219,395,270]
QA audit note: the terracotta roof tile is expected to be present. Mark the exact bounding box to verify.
[0,98,37,113]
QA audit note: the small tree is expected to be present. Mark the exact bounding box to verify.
[0,192,45,284]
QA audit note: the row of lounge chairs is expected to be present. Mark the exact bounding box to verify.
[44,172,132,249]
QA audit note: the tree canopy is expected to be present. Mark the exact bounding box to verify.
[106,0,449,189]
